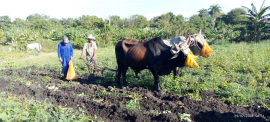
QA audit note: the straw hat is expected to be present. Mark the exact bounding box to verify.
[87,34,95,39]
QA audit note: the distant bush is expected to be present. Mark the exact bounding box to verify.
[0,29,3,41]
[71,38,87,49]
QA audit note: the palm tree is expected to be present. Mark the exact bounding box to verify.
[242,0,270,41]
[198,9,209,17]
[208,4,222,21]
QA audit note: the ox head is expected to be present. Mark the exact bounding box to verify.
[170,37,192,56]
[169,38,199,68]
[186,29,213,58]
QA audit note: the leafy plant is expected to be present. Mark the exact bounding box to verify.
[0,92,96,121]
[188,90,202,100]
[241,0,270,41]
[126,92,143,100]
[125,99,140,110]
[178,113,191,122]
[162,110,172,114]
[151,109,161,115]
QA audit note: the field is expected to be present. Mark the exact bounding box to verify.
[0,40,270,122]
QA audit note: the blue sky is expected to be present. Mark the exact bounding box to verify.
[1,0,269,21]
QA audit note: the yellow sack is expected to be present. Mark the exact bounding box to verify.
[201,42,213,58]
[185,52,199,68]
[66,61,77,81]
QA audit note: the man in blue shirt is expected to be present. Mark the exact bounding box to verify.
[58,36,74,79]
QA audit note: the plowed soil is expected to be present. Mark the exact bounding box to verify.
[0,66,269,122]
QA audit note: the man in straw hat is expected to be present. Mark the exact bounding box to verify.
[58,36,74,79]
[80,34,98,72]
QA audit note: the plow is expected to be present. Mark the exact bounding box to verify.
[80,58,117,75]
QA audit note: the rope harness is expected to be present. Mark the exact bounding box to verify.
[189,35,204,51]
[177,34,204,56]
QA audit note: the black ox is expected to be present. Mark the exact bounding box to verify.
[115,30,211,91]
[116,39,184,90]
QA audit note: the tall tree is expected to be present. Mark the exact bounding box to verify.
[154,12,176,31]
[122,18,128,27]
[173,15,184,25]
[0,16,12,28]
[61,18,75,28]
[242,0,270,41]
[226,8,248,25]
[189,14,214,32]
[198,8,209,17]
[79,15,104,29]
[32,20,50,30]
[13,18,28,28]
[110,15,123,28]
[208,4,222,21]
[26,14,50,22]
[124,15,149,29]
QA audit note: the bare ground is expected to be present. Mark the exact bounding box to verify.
[0,66,269,122]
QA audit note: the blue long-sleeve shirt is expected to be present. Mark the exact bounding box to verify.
[58,42,73,58]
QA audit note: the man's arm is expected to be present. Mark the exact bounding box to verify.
[58,44,62,62]
[93,42,97,58]
[80,50,85,59]
[80,43,86,59]
[70,43,74,60]
[93,49,96,58]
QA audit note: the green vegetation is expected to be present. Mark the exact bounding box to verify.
[0,1,269,52]
[0,92,97,121]
[0,0,270,120]
[241,0,270,42]
[1,38,270,106]
[178,113,191,122]
[126,93,143,100]
[125,99,140,110]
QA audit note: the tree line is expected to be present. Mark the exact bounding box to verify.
[0,1,269,50]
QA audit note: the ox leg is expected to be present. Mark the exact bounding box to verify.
[173,67,179,80]
[135,71,140,79]
[122,66,128,86]
[149,68,161,91]
[116,66,122,86]
[173,68,176,80]
[177,67,181,76]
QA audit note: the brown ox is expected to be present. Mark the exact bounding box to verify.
[115,37,188,91]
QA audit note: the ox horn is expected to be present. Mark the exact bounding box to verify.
[186,36,192,46]
[174,42,179,51]
[199,29,202,35]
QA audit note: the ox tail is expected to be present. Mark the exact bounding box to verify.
[115,41,126,68]
[121,39,138,54]
[122,40,129,54]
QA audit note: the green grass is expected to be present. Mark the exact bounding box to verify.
[0,92,97,122]
[160,40,270,105]
[1,39,270,106]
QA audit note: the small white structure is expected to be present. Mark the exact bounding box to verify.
[8,47,12,52]
[26,43,42,53]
